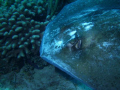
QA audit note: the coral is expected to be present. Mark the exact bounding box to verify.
[0,0,74,61]
[0,0,55,60]
[0,0,76,75]
[0,0,16,7]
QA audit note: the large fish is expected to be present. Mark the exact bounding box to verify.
[40,0,120,90]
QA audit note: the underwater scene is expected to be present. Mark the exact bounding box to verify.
[0,0,120,90]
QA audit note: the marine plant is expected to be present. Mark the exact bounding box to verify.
[47,0,59,16]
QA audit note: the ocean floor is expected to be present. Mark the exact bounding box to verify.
[0,64,91,90]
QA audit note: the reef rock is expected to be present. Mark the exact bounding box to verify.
[40,0,120,90]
